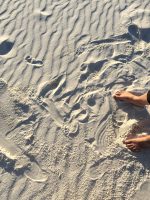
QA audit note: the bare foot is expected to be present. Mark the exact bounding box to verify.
[123,135,150,152]
[113,90,148,107]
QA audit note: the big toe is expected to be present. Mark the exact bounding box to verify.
[113,90,122,98]
[123,139,133,144]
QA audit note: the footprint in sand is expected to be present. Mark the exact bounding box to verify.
[0,135,48,182]
[79,60,106,83]
[128,24,141,41]
[0,39,14,55]
[25,55,43,68]
[87,96,96,107]
[76,26,149,68]
[35,74,89,136]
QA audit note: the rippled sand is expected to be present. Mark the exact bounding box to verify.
[0,0,150,199]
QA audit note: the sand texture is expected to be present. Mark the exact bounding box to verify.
[1,0,150,199]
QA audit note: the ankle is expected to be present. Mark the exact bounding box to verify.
[138,94,148,105]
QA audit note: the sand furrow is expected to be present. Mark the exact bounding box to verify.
[90,1,104,39]
[7,177,27,200]
[103,1,114,38]
[97,1,112,38]
[2,3,25,35]
[16,180,30,200]
[0,0,10,16]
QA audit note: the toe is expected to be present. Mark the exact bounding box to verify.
[115,91,121,96]
[126,143,135,148]
[130,147,140,152]
[126,143,141,152]
[113,90,121,97]
[123,139,132,144]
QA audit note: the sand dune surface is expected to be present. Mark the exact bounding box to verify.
[0,0,150,199]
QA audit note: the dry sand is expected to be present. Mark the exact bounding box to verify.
[0,0,150,199]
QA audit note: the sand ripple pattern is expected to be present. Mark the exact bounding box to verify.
[0,0,150,200]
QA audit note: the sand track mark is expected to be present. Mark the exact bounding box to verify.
[76,28,150,67]
[0,83,48,182]
[34,74,79,137]
[25,55,43,68]
[36,74,66,99]
[0,135,48,182]
[79,60,133,91]
[36,98,79,137]
[88,148,147,199]
[75,33,132,57]
[5,113,38,136]
[79,60,107,83]
[91,96,115,154]
[35,74,97,136]
[0,38,14,55]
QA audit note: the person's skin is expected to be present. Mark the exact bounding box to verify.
[113,90,149,107]
[123,135,150,152]
[113,90,150,151]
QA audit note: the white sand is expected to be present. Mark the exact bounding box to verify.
[0,0,150,199]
